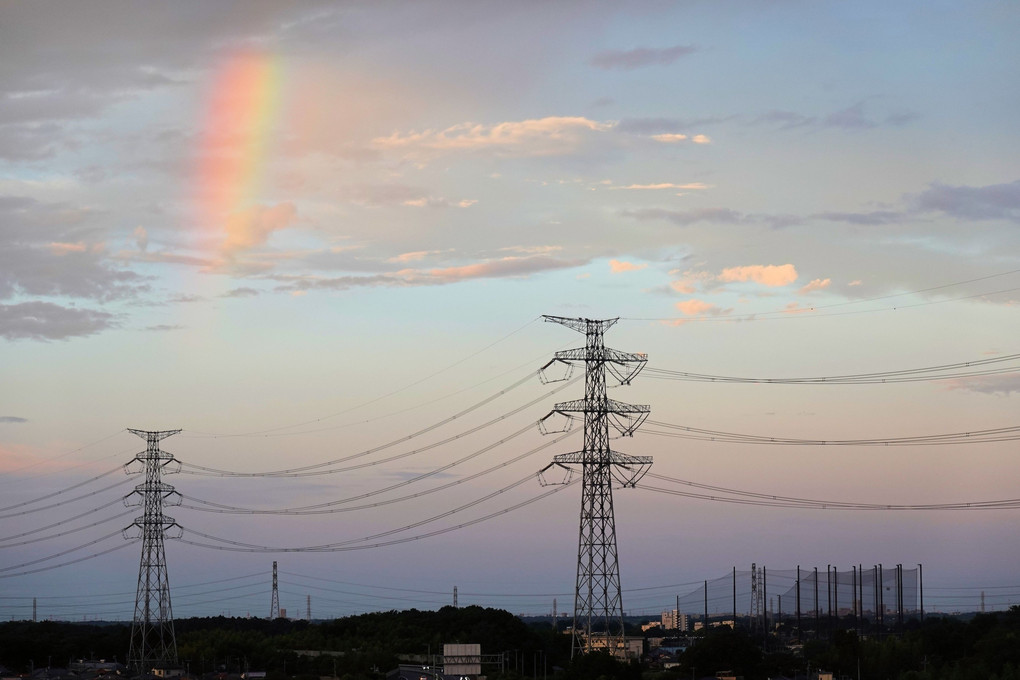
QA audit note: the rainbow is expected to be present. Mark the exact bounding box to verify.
[195,50,283,247]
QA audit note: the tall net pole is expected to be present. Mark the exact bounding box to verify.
[538,316,651,658]
[124,428,182,674]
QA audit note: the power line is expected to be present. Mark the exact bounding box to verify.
[644,352,1020,385]
[0,508,136,548]
[184,318,541,438]
[179,373,576,477]
[180,429,574,515]
[642,420,1020,446]
[0,476,136,519]
[0,464,127,513]
[0,496,127,542]
[637,473,1020,510]
[177,475,576,553]
[0,430,129,480]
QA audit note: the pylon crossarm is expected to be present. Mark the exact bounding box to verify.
[539,357,575,384]
[538,462,575,486]
[608,410,650,437]
[552,397,650,414]
[538,411,576,434]
[542,315,618,335]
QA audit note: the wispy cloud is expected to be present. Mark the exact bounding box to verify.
[622,207,744,226]
[220,287,260,298]
[914,180,1020,222]
[424,255,586,283]
[222,202,298,254]
[0,416,28,424]
[0,301,115,341]
[611,182,711,191]
[947,375,1020,396]
[590,44,698,70]
[798,278,831,294]
[609,259,647,274]
[373,117,614,157]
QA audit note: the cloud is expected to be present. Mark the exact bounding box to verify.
[914,180,1020,222]
[822,102,877,130]
[0,301,115,340]
[402,197,477,208]
[608,259,647,274]
[372,116,614,157]
[675,299,719,316]
[134,226,148,252]
[222,202,298,253]
[1,244,146,301]
[590,44,697,70]
[669,269,714,294]
[651,133,687,143]
[947,375,1020,396]
[622,207,744,226]
[425,255,586,283]
[753,110,816,130]
[669,299,733,323]
[611,182,710,191]
[814,210,902,225]
[782,302,814,315]
[144,324,184,332]
[0,416,28,424]
[615,116,730,134]
[692,134,711,144]
[718,264,798,287]
[220,287,260,298]
[798,278,831,294]
[272,255,588,293]
[388,250,442,263]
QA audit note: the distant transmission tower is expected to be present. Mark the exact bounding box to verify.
[453,585,459,608]
[270,561,280,619]
[124,428,182,673]
[538,316,651,658]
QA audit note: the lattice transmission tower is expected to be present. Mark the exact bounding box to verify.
[123,428,182,674]
[270,561,280,619]
[538,316,651,658]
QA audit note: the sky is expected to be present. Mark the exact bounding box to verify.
[1,1,1019,623]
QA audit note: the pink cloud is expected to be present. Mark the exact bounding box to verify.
[388,250,441,263]
[670,269,713,294]
[611,182,711,190]
[222,202,297,253]
[425,255,586,283]
[651,133,688,143]
[718,264,797,287]
[609,259,647,273]
[373,116,613,157]
[799,278,831,294]
[692,134,712,144]
[675,299,719,315]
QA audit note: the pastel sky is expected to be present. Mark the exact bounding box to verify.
[2,1,1019,621]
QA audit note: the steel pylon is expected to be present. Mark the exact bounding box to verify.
[270,561,280,619]
[538,316,651,658]
[124,428,182,674]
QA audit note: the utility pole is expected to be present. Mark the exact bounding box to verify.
[124,428,182,674]
[538,316,650,659]
[270,562,280,619]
